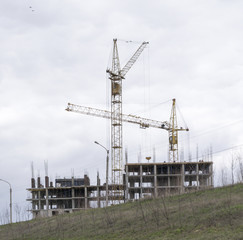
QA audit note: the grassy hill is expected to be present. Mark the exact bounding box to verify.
[0,184,243,240]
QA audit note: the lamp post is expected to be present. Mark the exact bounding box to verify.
[0,179,12,224]
[94,141,109,207]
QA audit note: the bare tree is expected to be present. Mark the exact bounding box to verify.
[231,155,235,185]
[237,155,243,182]
[137,200,147,229]
[90,209,97,235]
[160,196,171,228]
[4,208,9,225]
[103,207,113,230]
[220,167,228,186]
[24,204,32,221]
[14,204,22,222]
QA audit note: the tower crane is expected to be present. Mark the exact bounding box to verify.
[169,99,189,162]
[66,99,189,163]
[106,39,148,188]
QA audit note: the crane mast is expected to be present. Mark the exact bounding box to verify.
[169,99,178,162]
[106,39,148,189]
[109,39,122,189]
[168,99,189,162]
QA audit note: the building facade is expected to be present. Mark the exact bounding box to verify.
[125,161,213,200]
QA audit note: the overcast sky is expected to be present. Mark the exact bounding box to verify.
[0,0,243,221]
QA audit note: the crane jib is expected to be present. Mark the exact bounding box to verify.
[66,103,176,131]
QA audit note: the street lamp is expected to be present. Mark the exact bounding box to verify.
[94,141,109,207]
[0,179,12,224]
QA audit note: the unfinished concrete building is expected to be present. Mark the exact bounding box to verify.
[27,161,213,218]
[124,161,213,200]
[27,174,94,218]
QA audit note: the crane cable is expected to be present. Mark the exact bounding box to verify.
[188,143,243,162]
[130,99,172,116]
[176,102,189,130]
[184,119,243,142]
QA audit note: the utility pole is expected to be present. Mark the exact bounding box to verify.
[0,179,12,224]
[94,141,109,207]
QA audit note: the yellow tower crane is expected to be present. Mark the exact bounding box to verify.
[168,98,189,162]
[106,39,148,190]
[66,99,188,163]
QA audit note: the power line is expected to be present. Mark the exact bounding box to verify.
[182,119,243,141]
[188,143,243,162]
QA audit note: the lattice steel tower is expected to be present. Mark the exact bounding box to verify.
[106,39,148,188]
[168,99,189,162]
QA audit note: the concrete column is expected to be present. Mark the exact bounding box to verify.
[31,181,36,212]
[196,163,199,190]
[31,178,35,188]
[181,164,185,193]
[210,163,213,187]
[37,177,41,188]
[72,177,75,209]
[154,164,157,198]
[97,186,100,208]
[38,191,41,210]
[45,176,49,188]
[45,188,49,217]
[167,165,170,195]
[32,192,36,211]
[85,187,88,209]
[130,179,134,200]
[71,189,75,209]
[140,165,143,199]
[125,165,129,202]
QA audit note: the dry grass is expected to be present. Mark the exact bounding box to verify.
[0,184,243,240]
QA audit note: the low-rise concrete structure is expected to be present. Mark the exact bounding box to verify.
[124,161,213,200]
[27,161,213,218]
